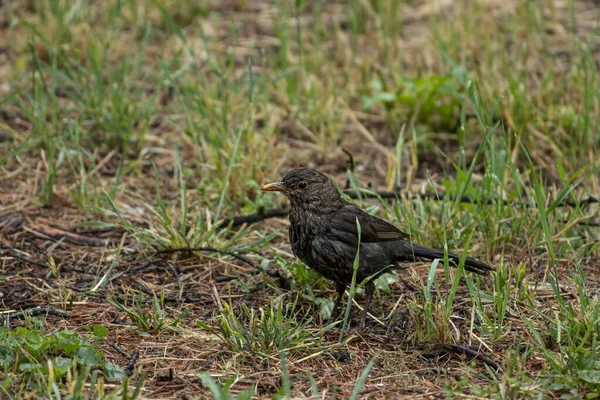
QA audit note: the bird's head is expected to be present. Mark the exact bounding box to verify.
[262,168,342,210]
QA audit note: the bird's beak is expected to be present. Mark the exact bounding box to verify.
[261,181,286,192]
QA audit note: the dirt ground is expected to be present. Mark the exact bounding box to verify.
[2,0,600,398]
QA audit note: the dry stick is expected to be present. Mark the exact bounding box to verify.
[372,192,599,207]
[161,247,281,282]
[219,207,289,227]
[107,342,130,358]
[214,274,247,282]
[72,247,258,297]
[25,223,123,247]
[107,342,140,376]
[155,248,283,286]
[221,192,599,228]
[67,225,124,235]
[68,286,212,305]
[125,350,140,376]
[128,258,164,274]
[211,266,282,282]
[342,148,356,190]
[0,307,69,325]
[1,245,47,268]
[440,343,502,372]
[154,247,259,270]
[136,285,213,304]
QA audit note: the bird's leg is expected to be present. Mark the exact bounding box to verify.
[359,281,375,330]
[330,282,347,321]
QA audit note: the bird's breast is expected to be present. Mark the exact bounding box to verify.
[289,211,324,258]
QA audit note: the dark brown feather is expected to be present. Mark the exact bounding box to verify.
[263,168,495,328]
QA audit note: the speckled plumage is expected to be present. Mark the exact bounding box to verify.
[263,168,494,328]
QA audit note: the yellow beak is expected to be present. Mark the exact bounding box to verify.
[261,181,286,191]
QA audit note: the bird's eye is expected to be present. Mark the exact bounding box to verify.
[297,181,308,189]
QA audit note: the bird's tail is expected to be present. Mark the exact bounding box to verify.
[408,243,494,275]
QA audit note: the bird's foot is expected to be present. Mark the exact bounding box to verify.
[358,319,367,332]
[357,308,369,332]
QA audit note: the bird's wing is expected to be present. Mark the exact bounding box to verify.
[327,204,408,245]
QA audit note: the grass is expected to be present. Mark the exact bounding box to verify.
[0,319,139,399]
[0,0,599,398]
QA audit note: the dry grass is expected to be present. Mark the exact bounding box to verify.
[1,0,599,398]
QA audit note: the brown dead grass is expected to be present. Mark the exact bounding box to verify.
[1,0,600,398]
[2,203,593,398]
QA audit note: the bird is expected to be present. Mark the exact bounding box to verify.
[262,167,494,329]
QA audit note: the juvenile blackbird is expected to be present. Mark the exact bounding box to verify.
[262,167,494,329]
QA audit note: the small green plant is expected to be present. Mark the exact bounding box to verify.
[197,295,323,358]
[519,261,600,394]
[198,373,255,399]
[0,320,131,398]
[349,355,377,400]
[408,259,451,342]
[362,73,464,131]
[2,0,599,397]
[101,150,261,253]
[108,290,180,334]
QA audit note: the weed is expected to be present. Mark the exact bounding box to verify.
[0,320,138,398]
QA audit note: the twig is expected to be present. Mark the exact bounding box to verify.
[25,223,123,246]
[128,258,164,274]
[107,342,131,358]
[135,285,213,304]
[67,225,124,235]
[344,190,599,208]
[125,350,140,376]
[68,286,212,305]
[214,274,244,283]
[154,247,259,270]
[429,344,502,372]
[219,207,289,227]
[399,276,419,292]
[421,349,445,358]
[342,148,355,190]
[496,343,531,353]
[107,343,140,376]
[1,245,47,268]
[343,148,356,173]
[212,267,281,282]
[219,191,599,228]
[0,307,69,325]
